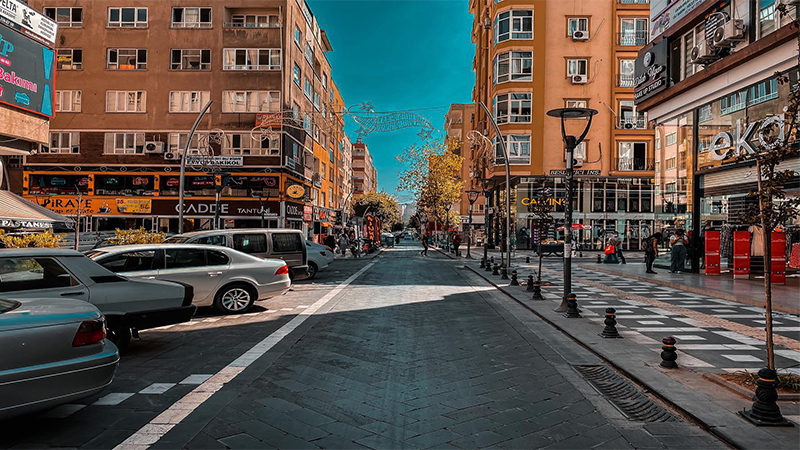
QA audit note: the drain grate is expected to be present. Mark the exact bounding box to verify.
[573,365,678,423]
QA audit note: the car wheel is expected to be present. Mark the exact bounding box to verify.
[214,283,255,314]
[307,262,318,279]
[107,321,132,352]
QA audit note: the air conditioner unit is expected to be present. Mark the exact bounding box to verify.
[624,122,634,129]
[573,158,584,168]
[572,74,588,84]
[690,42,719,65]
[572,30,589,41]
[712,19,746,47]
[785,0,800,7]
[163,151,181,161]
[145,141,164,154]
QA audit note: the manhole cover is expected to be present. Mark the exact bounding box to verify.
[573,365,678,423]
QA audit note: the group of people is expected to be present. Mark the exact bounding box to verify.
[642,229,688,274]
[321,230,363,258]
[417,231,463,257]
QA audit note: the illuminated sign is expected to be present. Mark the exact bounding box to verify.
[0,28,55,117]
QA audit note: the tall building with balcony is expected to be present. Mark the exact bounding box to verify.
[23,0,349,235]
[469,0,655,251]
[634,0,798,272]
[352,139,377,196]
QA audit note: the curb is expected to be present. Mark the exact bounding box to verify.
[702,373,800,402]
[578,264,799,315]
[464,264,794,450]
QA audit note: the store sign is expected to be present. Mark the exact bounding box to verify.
[520,197,564,207]
[285,202,303,219]
[303,205,312,222]
[184,155,243,167]
[708,115,786,160]
[153,199,279,217]
[27,196,126,215]
[287,184,305,199]
[0,27,56,117]
[650,0,706,40]
[0,0,57,47]
[634,40,669,103]
[255,112,283,130]
[0,218,52,228]
[116,198,151,214]
[549,169,601,176]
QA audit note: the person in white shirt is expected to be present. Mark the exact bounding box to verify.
[669,229,688,273]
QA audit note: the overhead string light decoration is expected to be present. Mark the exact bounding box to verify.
[347,102,442,142]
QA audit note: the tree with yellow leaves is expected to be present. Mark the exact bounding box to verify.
[108,228,166,246]
[0,230,65,248]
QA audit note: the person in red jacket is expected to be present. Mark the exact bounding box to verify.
[453,232,463,257]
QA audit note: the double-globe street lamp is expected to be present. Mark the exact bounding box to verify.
[465,190,480,259]
[545,107,597,312]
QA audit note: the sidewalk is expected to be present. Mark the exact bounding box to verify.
[456,254,800,449]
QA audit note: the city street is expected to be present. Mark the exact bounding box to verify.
[0,242,725,449]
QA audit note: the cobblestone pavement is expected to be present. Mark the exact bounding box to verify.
[125,243,720,448]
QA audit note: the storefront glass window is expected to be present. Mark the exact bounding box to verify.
[28,174,90,195]
[95,175,155,196]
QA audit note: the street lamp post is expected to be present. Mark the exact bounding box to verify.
[546,107,597,312]
[465,190,480,259]
[178,100,213,234]
[478,102,512,270]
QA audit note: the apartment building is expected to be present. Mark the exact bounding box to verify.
[352,138,377,196]
[22,0,348,235]
[635,0,799,271]
[469,0,656,251]
[444,104,485,242]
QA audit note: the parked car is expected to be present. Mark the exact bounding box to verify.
[165,229,309,281]
[0,249,196,350]
[87,244,291,314]
[305,240,334,279]
[0,297,119,420]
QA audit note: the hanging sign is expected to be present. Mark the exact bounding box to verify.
[771,232,786,285]
[634,40,669,102]
[704,230,720,275]
[287,184,305,199]
[732,231,750,279]
[0,0,58,47]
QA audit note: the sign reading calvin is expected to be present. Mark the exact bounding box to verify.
[0,28,55,117]
[634,40,669,103]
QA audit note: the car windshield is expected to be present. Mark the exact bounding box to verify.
[84,250,106,259]
[0,299,21,314]
[164,236,189,243]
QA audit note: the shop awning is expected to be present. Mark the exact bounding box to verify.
[0,190,74,229]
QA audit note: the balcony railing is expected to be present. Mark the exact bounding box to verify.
[617,0,649,4]
[617,74,635,88]
[223,22,281,29]
[616,115,648,129]
[614,157,654,171]
[617,31,648,46]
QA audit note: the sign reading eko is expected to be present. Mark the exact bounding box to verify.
[0,28,55,117]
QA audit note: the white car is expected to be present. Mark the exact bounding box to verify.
[305,240,334,279]
[87,244,291,314]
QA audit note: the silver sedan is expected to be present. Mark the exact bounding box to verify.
[0,297,119,420]
[87,244,291,314]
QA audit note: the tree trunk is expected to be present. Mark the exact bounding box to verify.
[756,159,775,371]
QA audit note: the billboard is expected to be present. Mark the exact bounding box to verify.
[0,0,57,47]
[0,27,56,117]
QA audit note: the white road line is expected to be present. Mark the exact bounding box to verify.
[114,261,376,450]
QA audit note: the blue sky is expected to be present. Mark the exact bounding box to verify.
[307,0,475,202]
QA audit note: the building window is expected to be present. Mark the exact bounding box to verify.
[108,7,148,28]
[229,14,279,28]
[567,17,588,37]
[313,91,321,110]
[223,48,281,71]
[322,73,328,90]
[619,18,648,45]
[495,134,531,164]
[567,59,588,76]
[43,132,80,154]
[55,90,81,112]
[107,48,147,70]
[665,157,677,170]
[494,93,532,124]
[105,91,146,113]
[168,132,208,154]
[655,134,661,150]
[105,132,145,154]
[665,132,677,146]
[721,90,747,115]
[495,10,533,43]
[171,7,212,28]
[44,7,83,27]
[617,142,648,171]
[171,49,211,70]
[565,99,587,109]
[749,78,779,105]
[169,91,211,113]
[619,59,635,87]
[494,51,532,84]
[698,105,712,123]
[223,133,279,156]
[293,64,301,85]
[758,0,778,38]
[294,26,302,46]
[57,49,82,70]
[304,43,314,64]
[222,91,280,113]
[303,78,312,99]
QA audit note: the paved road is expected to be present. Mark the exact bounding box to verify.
[1,242,724,449]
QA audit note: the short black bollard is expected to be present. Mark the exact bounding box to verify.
[531,282,544,300]
[492,263,500,276]
[741,367,792,426]
[526,256,530,264]
[660,337,678,368]
[596,254,602,264]
[479,257,486,268]
[563,293,581,318]
[486,256,494,272]
[509,270,518,285]
[500,266,509,280]
[600,308,621,338]
[525,275,535,292]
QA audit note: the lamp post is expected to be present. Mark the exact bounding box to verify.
[254,195,266,228]
[546,107,597,312]
[465,190,480,259]
[178,100,213,234]
[478,102,512,270]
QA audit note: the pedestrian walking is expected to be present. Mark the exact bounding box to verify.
[420,232,430,256]
[338,234,349,256]
[604,236,619,264]
[644,232,662,274]
[324,234,336,252]
[452,232,462,257]
[669,229,688,273]
[612,231,626,264]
